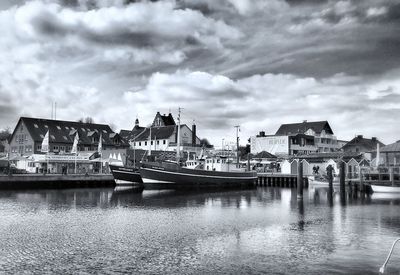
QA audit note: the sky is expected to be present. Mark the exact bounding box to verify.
[1,0,400,146]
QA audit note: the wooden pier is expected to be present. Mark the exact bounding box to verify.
[256,173,309,188]
[0,174,115,190]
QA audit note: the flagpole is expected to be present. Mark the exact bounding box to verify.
[75,152,77,174]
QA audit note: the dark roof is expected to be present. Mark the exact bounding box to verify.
[251,151,277,159]
[119,125,146,141]
[14,117,128,146]
[381,141,400,152]
[342,135,384,151]
[275,121,333,135]
[135,125,179,141]
[160,113,175,126]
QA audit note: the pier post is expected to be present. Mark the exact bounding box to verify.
[340,161,346,202]
[360,169,365,192]
[297,161,303,199]
[390,167,395,186]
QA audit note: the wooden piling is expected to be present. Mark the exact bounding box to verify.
[390,167,395,186]
[297,161,303,199]
[340,161,346,199]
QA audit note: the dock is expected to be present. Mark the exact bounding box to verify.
[256,173,309,188]
[0,174,115,190]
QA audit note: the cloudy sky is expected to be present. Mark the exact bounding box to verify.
[1,0,400,146]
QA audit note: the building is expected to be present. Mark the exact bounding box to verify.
[250,120,339,157]
[380,140,400,166]
[275,120,339,153]
[9,117,129,156]
[341,135,384,154]
[250,131,317,157]
[119,112,202,154]
[7,117,129,174]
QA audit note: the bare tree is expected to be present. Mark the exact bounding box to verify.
[78,117,95,124]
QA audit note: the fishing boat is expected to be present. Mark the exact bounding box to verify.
[139,108,257,188]
[140,158,257,188]
[370,184,400,193]
[109,164,143,185]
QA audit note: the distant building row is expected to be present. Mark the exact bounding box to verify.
[250,120,385,158]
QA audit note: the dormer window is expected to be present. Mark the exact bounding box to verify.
[56,126,61,130]
[34,124,39,128]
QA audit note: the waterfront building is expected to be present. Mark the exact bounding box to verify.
[250,120,339,157]
[119,112,202,154]
[341,135,384,155]
[8,117,129,173]
[275,121,339,153]
[379,140,400,166]
[250,131,317,157]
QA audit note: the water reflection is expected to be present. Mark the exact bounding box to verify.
[1,187,400,274]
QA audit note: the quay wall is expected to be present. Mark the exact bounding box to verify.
[256,173,309,188]
[0,174,115,190]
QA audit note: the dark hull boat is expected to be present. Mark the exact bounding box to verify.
[139,161,257,188]
[109,164,143,185]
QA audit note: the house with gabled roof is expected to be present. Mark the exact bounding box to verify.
[250,120,340,157]
[9,117,129,157]
[275,120,339,153]
[119,112,202,153]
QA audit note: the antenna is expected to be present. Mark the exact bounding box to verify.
[55,102,57,120]
[234,125,240,167]
[51,102,54,119]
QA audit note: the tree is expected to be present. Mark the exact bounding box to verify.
[78,117,94,124]
[200,138,212,148]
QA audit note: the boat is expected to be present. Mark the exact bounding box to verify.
[140,158,258,188]
[370,184,400,193]
[109,164,143,185]
[139,108,257,188]
[308,175,340,186]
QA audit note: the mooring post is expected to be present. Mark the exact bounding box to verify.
[390,167,395,186]
[297,161,303,199]
[360,169,365,192]
[340,161,346,202]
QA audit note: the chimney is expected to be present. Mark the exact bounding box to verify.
[303,120,307,123]
[192,123,196,146]
[357,135,363,139]
[259,131,265,137]
[371,137,377,142]
[135,118,139,127]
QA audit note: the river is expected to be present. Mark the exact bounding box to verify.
[0,186,399,274]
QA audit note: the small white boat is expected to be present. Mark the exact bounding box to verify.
[371,184,400,193]
[308,175,340,186]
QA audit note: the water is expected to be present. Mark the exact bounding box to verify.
[0,186,400,274]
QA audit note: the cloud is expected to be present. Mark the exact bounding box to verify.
[1,0,400,146]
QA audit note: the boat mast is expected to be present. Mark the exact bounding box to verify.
[176,107,181,162]
[234,125,240,167]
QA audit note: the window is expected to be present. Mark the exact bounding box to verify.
[53,146,59,151]
[67,146,71,152]
[37,145,42,151]
[34,124,39,128]
[44,125,48,128]
[145,141,147,146]
[60,146,65,152]
[57,126,61,130]
[157,140,160,145]
[81,128,86,132]
[151,141,153,145]
[63,136,68,141]
[163,140,166,145]
[139,142,141,146]
[40,134,44,139]
[20,124,24,131]
[65,126,69,130]
[51,135,56,140]
[25,145,32,153]
[103,130,107,134]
